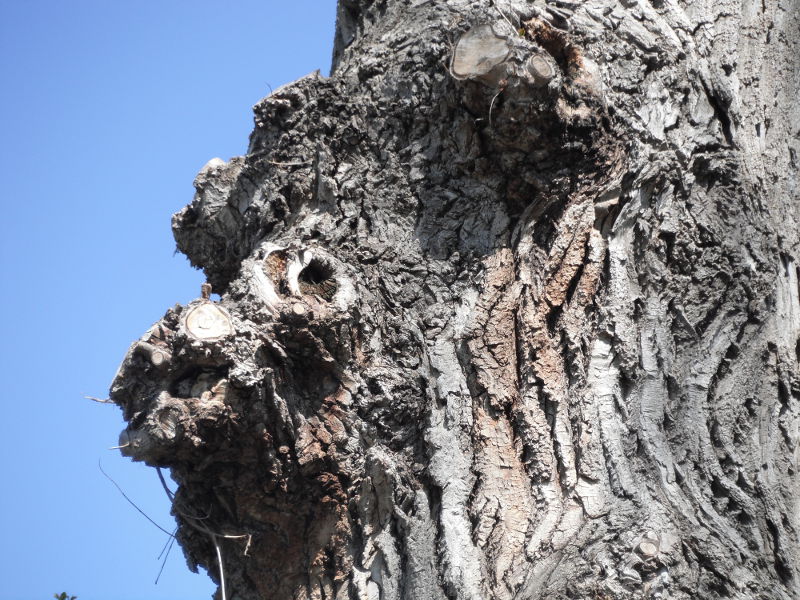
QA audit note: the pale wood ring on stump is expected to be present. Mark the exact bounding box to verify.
[183,303,234,340]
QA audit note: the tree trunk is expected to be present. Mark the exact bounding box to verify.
[109,1,800,598]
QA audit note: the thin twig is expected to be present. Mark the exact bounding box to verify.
[154,467,251,600]
[156,471,213,522]
[86,395,114,404]
[489,87,505,129]
[157,469,247,539]
[156,467,176,502]
[157,525,178,560]
[491,0,519,32]
[175,507,249,540]
[155,527,179,585]
[158,468,214,521]
[214,537,227,600]
[98,460,175,537]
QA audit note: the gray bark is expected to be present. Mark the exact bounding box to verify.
[109,1,800,599]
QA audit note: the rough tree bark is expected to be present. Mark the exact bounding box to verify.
[109,1,799,598]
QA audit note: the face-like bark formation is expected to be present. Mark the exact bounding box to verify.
[110,1,799,599]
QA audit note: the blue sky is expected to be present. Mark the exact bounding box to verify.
[0,2,337,598]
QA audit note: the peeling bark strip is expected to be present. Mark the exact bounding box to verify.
[109,1,799,599]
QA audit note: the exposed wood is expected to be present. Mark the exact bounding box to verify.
[450,24,511,83]
[183,303,234,340]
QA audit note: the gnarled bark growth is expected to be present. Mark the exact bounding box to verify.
[110,1,799,598]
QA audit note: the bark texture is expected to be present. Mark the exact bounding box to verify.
[110,1,800,598]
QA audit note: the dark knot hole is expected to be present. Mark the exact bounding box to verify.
[298,258,338,300]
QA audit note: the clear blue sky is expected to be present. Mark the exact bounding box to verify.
[0,2,337,598]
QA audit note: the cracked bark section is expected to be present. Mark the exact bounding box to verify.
[109,0,798,598]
